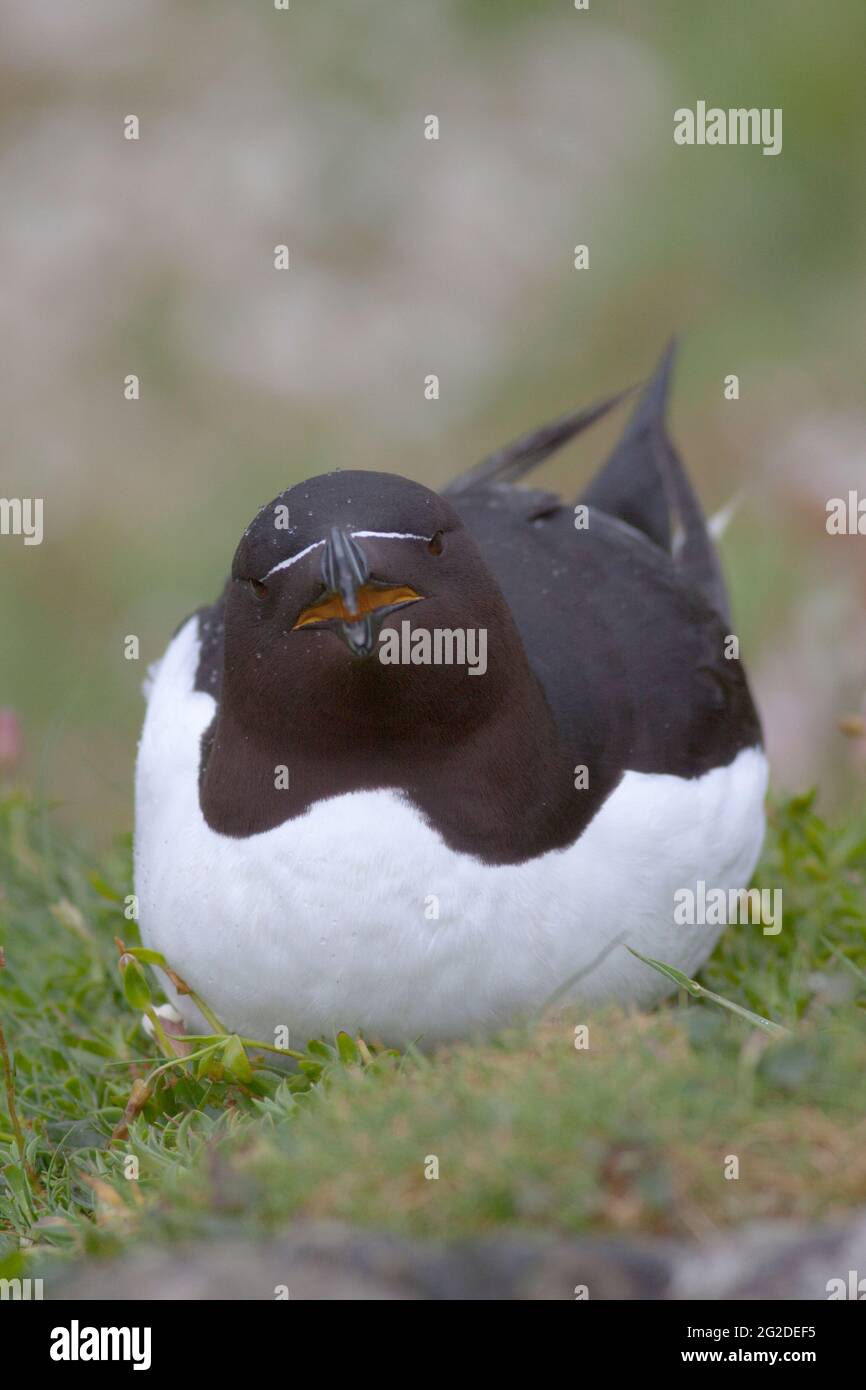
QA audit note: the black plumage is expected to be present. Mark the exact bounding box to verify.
[190,344,761,861]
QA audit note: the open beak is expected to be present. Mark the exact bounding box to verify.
[293,526,423,657]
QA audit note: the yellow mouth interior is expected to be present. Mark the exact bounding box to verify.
[293,583,422,629]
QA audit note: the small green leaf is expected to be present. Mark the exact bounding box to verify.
[0,1249,25,1281]
[88,872,123,903]
[126,947,169,967]
[627,947,789,1036]
[222,1035,254,1084]
[298,1060,323,1081]
[196,1051,223,1082]
[336,1031,360,1065]
[627,948,701,996]
[118,954,151,1011]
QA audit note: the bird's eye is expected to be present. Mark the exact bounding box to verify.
[249,578,268,599]
[428,530,444,556]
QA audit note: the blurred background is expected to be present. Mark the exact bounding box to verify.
[0,0,864,840]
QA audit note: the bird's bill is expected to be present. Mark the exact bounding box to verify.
[297,525,424,656]
[293,582,424,657]
[293,582,423,630]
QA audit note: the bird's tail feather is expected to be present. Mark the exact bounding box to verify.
[448,339,732,623]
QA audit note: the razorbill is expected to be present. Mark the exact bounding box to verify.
[135,344,767,1047]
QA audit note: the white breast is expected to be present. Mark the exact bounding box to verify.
[134,618,768,1048]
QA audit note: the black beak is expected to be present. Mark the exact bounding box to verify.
[321,526,376,657]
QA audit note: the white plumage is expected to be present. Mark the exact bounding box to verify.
[135,615,768,1049]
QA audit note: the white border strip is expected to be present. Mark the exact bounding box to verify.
[263,530,428,580]
[351,530,428,542]
[263,539,326,579]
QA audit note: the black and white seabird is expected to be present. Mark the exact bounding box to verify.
[135,345,766,1046]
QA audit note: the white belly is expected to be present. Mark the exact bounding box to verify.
[134,618,768,1048]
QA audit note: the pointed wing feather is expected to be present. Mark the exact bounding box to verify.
[444,385,635,497]
[578,342,675,551]
[448,340,731,621]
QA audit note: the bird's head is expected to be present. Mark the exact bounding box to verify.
[222,471,517,742]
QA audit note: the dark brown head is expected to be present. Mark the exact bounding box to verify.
[220,470,528,753]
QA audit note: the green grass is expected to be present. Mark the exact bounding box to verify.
[1,788,865,1282]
